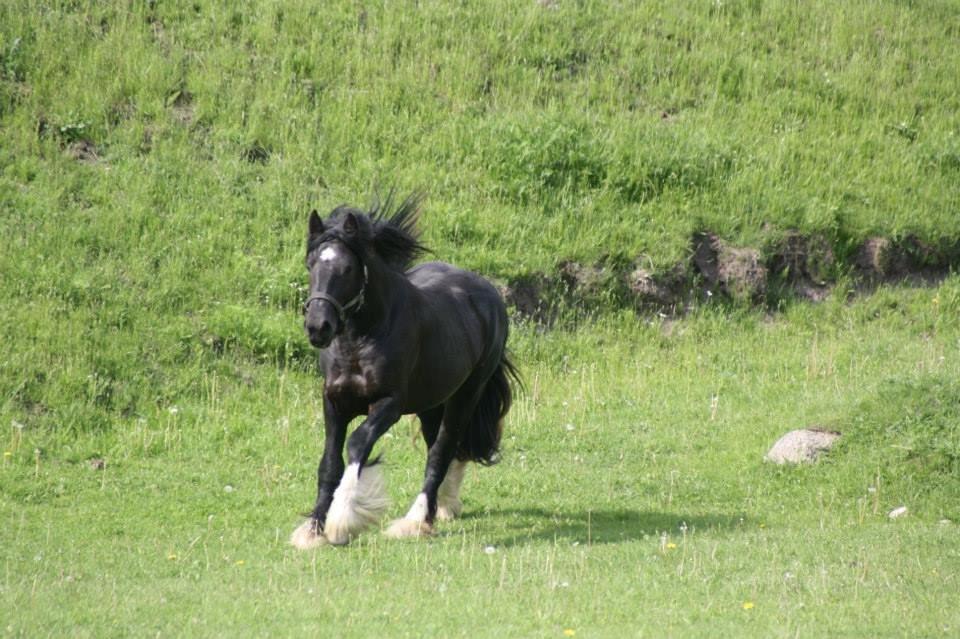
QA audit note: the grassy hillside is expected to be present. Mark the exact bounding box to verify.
[3,1,960,272]
[2,1,960,636]
[3,0,959,434]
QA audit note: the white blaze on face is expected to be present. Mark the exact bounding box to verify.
[319,246,339,262]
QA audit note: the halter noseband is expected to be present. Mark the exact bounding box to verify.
[302,252,369,326]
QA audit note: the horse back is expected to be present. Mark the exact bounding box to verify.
[406,261,508,360]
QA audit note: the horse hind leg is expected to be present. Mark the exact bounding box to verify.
[386,389,483,539]
[434,357,513,523]
[417,407,465,520]
[385,419,460,538]
[436,459,466,521]
[384,458,466,540]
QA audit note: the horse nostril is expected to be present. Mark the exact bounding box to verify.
[307,320,334,348]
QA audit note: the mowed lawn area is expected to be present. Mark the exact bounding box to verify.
[4,292,960,636]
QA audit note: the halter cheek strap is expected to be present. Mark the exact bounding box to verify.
[302,264,369,325]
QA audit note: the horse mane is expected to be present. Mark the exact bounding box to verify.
[314,190,427,271]
[366,190,428,269]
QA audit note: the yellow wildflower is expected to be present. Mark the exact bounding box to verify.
[742,601,754,610]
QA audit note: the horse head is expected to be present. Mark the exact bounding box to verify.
[303,209,368,348]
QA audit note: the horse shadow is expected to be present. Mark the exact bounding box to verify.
[457,507,747,547]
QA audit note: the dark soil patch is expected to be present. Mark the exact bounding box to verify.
[768,231,834,302]
[66,139,100,163]
[500,273,556,323]
[242,141,271,164]
[853,235,958,286]
[168,89,195,125]
[502,258,629,325]
[692,232,766,301]
[626,259,688,313]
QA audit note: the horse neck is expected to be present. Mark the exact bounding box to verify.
[345,257,409,336]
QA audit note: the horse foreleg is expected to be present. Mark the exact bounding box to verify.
[323,397,400,545]
[290,397,349,550]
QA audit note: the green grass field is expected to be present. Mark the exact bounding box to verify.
[2,1,960,636]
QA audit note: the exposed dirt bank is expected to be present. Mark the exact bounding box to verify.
[501,231,960,323]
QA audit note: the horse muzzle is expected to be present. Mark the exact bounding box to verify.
[305,317,336,349]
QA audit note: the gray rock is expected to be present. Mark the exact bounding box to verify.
[888,506,908,519]
[765,429,840,464]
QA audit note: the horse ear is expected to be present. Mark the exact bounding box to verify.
[308,210,324,236]
[343,212,358,236]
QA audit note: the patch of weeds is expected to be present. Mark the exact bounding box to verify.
[841,375,960,480]
[483,114,608,205]
[607,129,739,203]
[1,35,28,82]
[202,304,312,367]
[57,121,90,145]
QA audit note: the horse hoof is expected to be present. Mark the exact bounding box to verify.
[323,522,353,546]
[435,499,463,521]
[290,519,327,550]
[384,519,434,539]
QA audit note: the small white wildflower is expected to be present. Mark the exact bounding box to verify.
[483,545,496,555]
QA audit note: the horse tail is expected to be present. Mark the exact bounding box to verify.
[458,355,521,465]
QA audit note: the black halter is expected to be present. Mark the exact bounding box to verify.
[302,248,369,325]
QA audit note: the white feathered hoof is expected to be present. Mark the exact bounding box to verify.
[290,519,327,550]
[323,463,390,545]
[435,497,463,522]
[384,518,434,539]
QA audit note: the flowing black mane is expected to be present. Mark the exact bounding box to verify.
[310,191,428,271]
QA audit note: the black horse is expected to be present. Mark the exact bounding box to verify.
[291,193,519,547]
